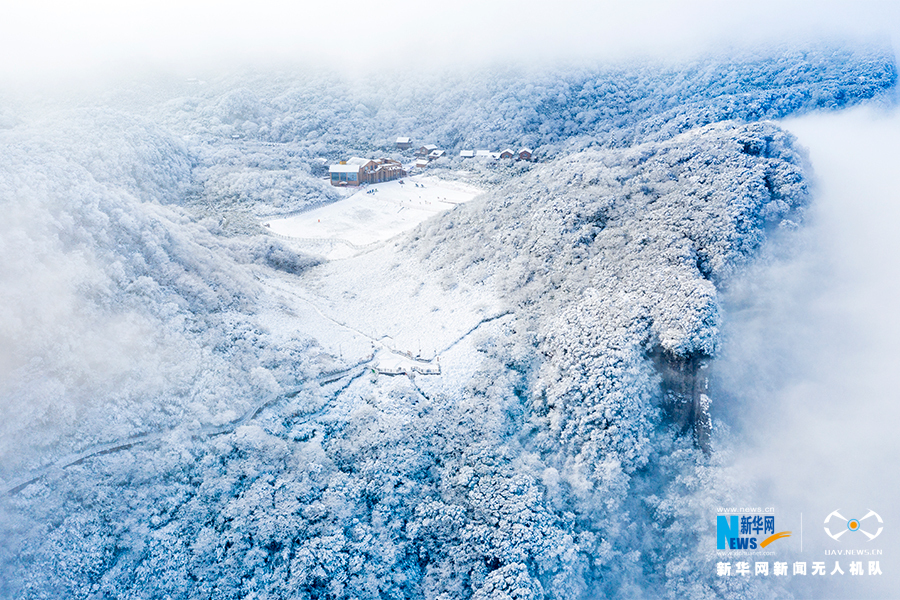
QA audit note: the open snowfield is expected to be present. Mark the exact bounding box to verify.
[253,172,503,398]
[264,175,482,259]
[255,232,509,398]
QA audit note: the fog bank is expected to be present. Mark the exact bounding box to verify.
[716,105,900,598]
[2,0,899,79]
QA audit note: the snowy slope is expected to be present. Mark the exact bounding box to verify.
[0,110,322,480]
[265,175,482,258]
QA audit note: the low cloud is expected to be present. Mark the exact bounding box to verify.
[714,104,900,598]
[1,0,898,80]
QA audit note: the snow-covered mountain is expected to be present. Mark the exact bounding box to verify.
[0,43,896,599]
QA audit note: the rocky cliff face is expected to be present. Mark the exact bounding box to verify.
[652,349,713,452]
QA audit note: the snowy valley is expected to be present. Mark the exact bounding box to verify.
[0,44,898,599]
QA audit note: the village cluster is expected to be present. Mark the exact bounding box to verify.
[329,136,533,186]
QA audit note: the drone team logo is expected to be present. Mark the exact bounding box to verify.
[824,509,884,542]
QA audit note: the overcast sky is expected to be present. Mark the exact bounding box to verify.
[2,0,899,78]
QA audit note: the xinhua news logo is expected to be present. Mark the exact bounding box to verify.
[717,511,791,550]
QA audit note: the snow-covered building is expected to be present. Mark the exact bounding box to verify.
[329,157,406,186]
[416,144,438,157]
[414,158,429,169]
[499,148,515,159]
[518,148,533,161]
[475,150,493,159]
[427,149,445,160]
[395,137,412,150]
[459,150,475,158]
[329,163,364,186]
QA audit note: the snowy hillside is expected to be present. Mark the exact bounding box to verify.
[0,111,321,478]
[0,44,896,599]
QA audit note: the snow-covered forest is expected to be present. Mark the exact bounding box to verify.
[0,43,896,599]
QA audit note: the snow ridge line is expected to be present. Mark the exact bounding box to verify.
[437,310,514,356]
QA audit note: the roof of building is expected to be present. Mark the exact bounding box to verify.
[421,144,438,151]
[459,150,475,158]
[475,150,492,157]
[329,164,361,173]
[518,147,533,154]
[415,159,429,166]
[428,149,445,158]
[396,137,411,143]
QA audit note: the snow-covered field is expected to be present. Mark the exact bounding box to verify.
[254,235,508,401]
[264,175,482,259]
[251,172,502,403]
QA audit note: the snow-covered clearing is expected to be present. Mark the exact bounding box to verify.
[254,173,503,393]
[264,175,482,259]
[255,233,510,396]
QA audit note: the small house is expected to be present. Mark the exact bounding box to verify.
[415,158,429,169]
[499,148,515,159]
[518,148,533,161]
[428,149,445,160]
[459,150,475,158]
[416,144,438,157]
[475,150,492,158]
[396,137,412,150]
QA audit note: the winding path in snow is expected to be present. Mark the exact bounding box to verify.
[2,360,369,497]
[3,304,512,498]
